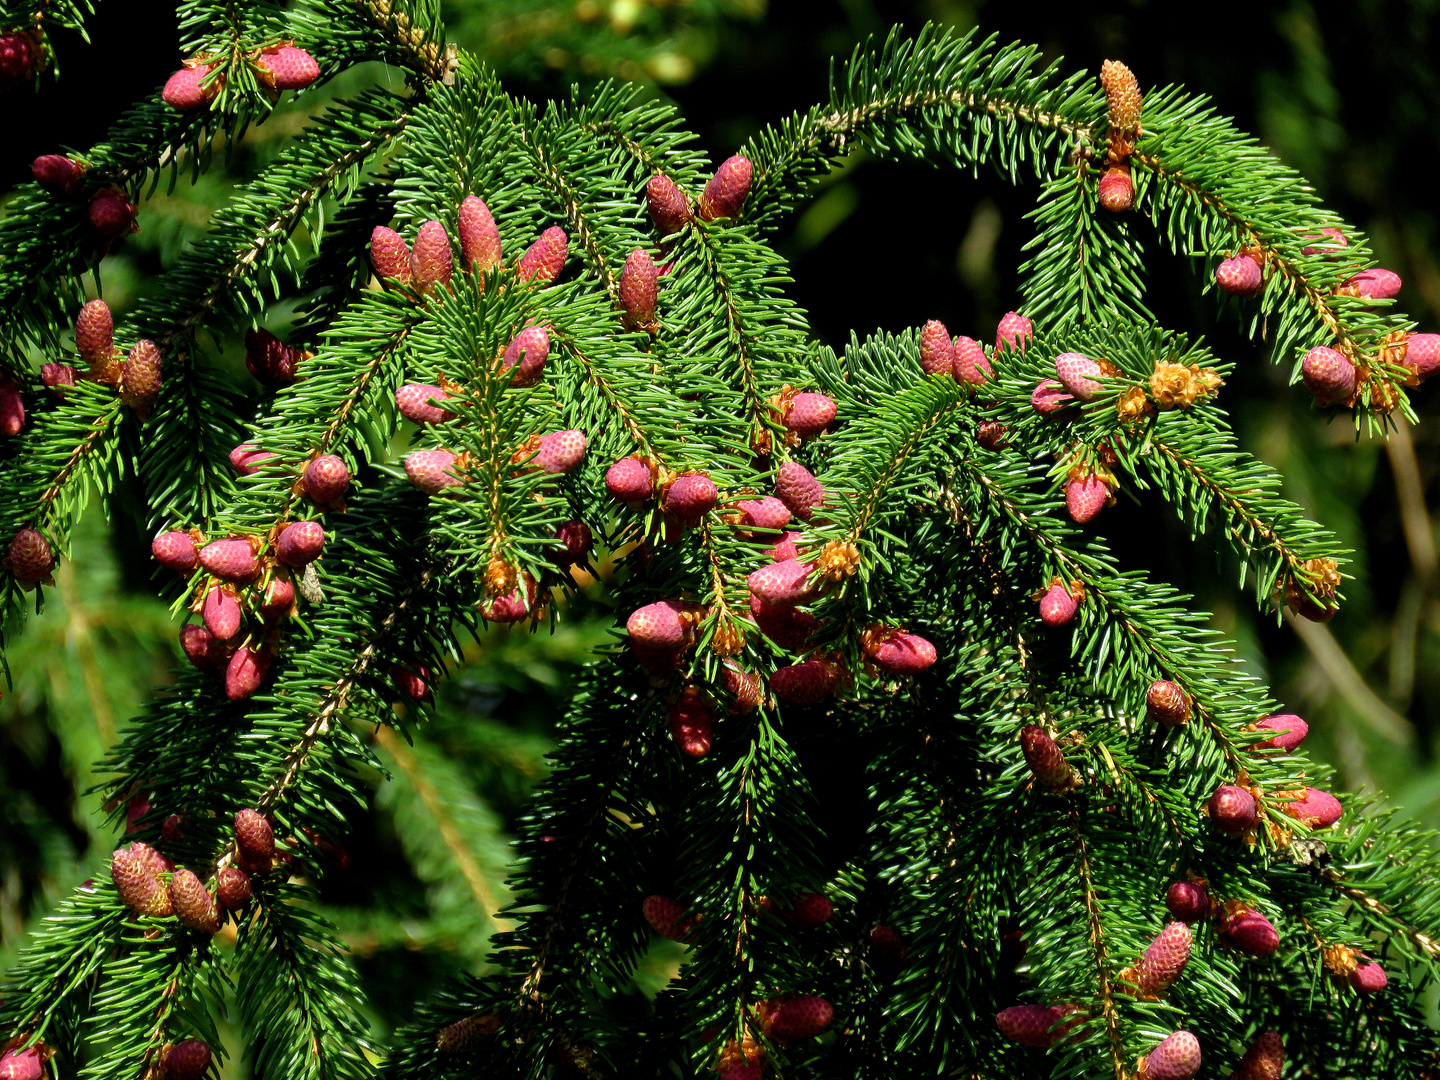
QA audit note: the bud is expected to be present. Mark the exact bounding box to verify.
[1301,345,1357,407]
[457,195,502,272]
[1097,165,1134,212]
[619,247,659,330]
[169,868,220,932]
[517,226,568,284]
[370,226,411,282]
[1020,725,1074,792]
[646,174,691,234]
[410,220,454,293]
[698,154,752,221]
[1145,679,1191,727]
[1208,785,1256,837]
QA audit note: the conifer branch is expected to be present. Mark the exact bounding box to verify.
[1068,809,1127,1080]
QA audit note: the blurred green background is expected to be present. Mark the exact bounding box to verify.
[4,0,1440,1055]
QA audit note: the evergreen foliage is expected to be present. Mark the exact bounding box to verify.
[1,6,1437,1080]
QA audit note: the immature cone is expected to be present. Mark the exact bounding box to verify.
[226,647,270,701]
[1350,960,1388,993]
[162,63,221,109]
[552,520,593,567]
[619,247,659,330]
[231,443,276,476]
[1208,785,1256,837]
[216,866,252,909]
[626,600,692,649]
[642,895,694,941]
[0,33,39,89]
[33,153,85,194]
[1030,379,1074,416]
[534,429,586,474]
[723,664,763,713]
[235,808,275,867]
[406,450,462,494]
[669,688,714,758]
[750,595,818,650]
[766,996,833,1041]
[1054,352,1104,401]
[1146,679,1192,727]
[202,587,242,640]
[774,461,825,521]
[995,311,1034,352]
[1135,921,1192,993]
[646,173,692,234]
[502,324,550,387]
[605,457,652,503]
[1233,1030,1284,1080]
[260,576,295,620]
[995,1004,1067,1049]
[244,327,302,386]
[199,538,258,582]
[1284,563,1339,623]
[1065,474,1110,523]
[0,383,22,436]
[1020,725,1074,791]
[396,383,456,424]
[1302,227,1347,256]
[120,339,162,417]
[919,320,955,376]
[303,454,350,504]
[787,892,833,929]
[776,392,834,441]
[1279,787,1342,828]
[748,558,816,605]
[370,226,411,282]
[1039,581,1079,626]
[1219,907,1280,956]
[766,529,801,562]
[1165,880,1209,923]
[953,335,993,385]
[41,362,77,395]
[256,45,320,90]
[517,226,568,283]
[455,195,502,272]
[1400,333,1440,382]
[89,188,136,237]
[391,663,429,700]
[9,528,54,585]
[698,154,752,221]
[1346,268,1402,299]
[1301,346,1357,407]
[770,659,839,706]
[481,576,540,624]
[735,496,791,532]
[1250,713,1308,753]
[864,628,938,676]
[165,1039,212,1080]
[717,1039,763,1080]
[1215,254,1262,297]
[663,474,718,524]
[169,868,221,932]
[276,520,324,567]
[111,845,172,916]
[410,220,454,293]
[869,925,906,980]
[1097,165,1135,212]
[437,1014,501,1053]
[1145,1031,1201,1080]
[0,1046,42,1080]
[180,624,219,673]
